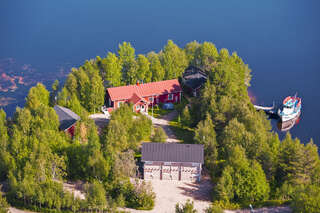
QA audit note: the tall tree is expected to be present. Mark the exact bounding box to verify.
[184,40,201,65]
[136,54,151,83]
[161,40,188,79]
[25,83,50,110]
[102,52,123,87]
[194,113,218,171]
[118,42,137,84]
[148,52,165,82]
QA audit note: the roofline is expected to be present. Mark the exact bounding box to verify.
[63,121,78,131]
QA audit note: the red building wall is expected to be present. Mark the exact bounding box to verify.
[111,92,181,110]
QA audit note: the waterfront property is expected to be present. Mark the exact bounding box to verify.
[54,105,80,136]
[105,79,182,113]
[141,143,204,182]
[181,66,207,97]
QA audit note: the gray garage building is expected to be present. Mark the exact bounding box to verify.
[141,143,204,182]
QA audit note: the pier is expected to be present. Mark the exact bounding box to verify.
[253,102,279,118]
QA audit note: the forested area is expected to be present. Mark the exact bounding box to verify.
[1,40,319,212]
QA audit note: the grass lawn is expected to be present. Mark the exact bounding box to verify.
[148,105,172,118]
[169,115,195,144]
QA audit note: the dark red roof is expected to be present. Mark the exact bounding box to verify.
[107,79,182,101]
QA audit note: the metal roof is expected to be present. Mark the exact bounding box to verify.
[54,105,80,131]
[107,79,182,101]
[141,143,204,164]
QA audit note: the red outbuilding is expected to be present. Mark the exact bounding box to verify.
[105,79,182,113]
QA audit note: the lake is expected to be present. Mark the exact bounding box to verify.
[1,0,319,145]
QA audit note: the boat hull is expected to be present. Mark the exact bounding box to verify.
[278,109,301,122]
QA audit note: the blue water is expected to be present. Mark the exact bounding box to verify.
[1,0,320,145]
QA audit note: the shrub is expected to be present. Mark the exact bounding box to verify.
[151,127,167,142]
[175,199,197,213]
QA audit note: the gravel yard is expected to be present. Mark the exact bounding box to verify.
[124,177,212,213]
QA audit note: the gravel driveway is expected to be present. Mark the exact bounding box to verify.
[147,110,180,143]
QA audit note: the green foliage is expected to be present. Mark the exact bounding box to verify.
[194,113,217,170]
[151,127,167,143]
[104,105,152,153]
[136,54,151,83]
[161,40,188,79]
[175,199,197,213]
[85,181,107,211]
[0,190,9,213]
[291,185,320,213]
[181,105,192,127]
[205,204,223,213]
[101,52,123,87]
[118,42,138,84]
[25,83,50,110]
[148,51,165,82]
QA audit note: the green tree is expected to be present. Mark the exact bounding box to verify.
[25,83,50,110]
[184,40,201,65]
[136,54,151,83]
[102,52,123,87]
[194,113,217,170]
[291,185,320,213]
[194,42,219,70]
[161,40,188,79]
[118,42,137,84]
[151,127,167,143]
[85,181,107,212]
[148,52,165,82]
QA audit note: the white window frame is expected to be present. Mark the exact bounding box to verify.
[136,105,140,110]
[149,97,154,103]
[168,94,173,100]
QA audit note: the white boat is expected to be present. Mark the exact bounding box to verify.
[278,94,302,122]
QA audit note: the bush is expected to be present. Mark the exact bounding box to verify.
[0,191,9,213]
[205,204,223,213]
[151,127,167,142]
[175,199,197,213]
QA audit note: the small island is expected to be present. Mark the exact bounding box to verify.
[0,41,319,213]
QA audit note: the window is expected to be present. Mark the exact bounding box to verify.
[136,105,140,110]
[164,162,171,166]
[168,94,173,100]
[149,97,154,103]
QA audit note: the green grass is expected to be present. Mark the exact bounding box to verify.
[148,106,172,118]
[169,116,195,144]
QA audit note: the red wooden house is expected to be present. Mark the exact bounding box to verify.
[105,79,182,113]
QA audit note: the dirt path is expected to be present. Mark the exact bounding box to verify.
[147,110,180,143]
[9,208,36,213]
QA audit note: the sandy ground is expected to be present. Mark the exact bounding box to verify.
[147,110,180,143]
[124,177,212,213]
[9,208,36,213]
[224,206,292,213]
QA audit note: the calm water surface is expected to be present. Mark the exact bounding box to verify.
[1,0,319,144]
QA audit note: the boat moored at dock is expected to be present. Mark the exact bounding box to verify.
[277,94,301,122]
